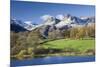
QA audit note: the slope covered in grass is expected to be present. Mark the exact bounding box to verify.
[43,39,95,52]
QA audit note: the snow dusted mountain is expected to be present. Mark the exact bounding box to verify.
[39,14,95,38]
[40,14,95,29]
[24,21,38,31]
[10,19,39,32]
[55,14,75,28]
[11,14,95,35]
[11,19,28,32]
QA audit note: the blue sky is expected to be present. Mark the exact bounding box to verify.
[11,1,95,24]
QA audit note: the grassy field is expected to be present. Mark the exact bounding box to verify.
[43,39,95,53]
[11,39,95,59]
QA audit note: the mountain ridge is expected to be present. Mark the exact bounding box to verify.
[11,14,95,38]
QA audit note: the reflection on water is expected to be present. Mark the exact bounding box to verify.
[11,56,95,67]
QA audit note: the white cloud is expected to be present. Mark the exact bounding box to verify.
[24,21,32,25]
[56,14,64,20]
[41,15,53,21]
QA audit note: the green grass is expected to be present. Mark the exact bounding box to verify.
[43,39,95,52]
[11,39,95,59]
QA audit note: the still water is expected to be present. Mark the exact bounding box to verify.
[11,56,95,67]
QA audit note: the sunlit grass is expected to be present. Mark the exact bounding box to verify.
[43,39,95,52]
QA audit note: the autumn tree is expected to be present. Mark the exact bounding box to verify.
[76,27,85,39]
[70,27,78,39]
[26,29,43,53]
